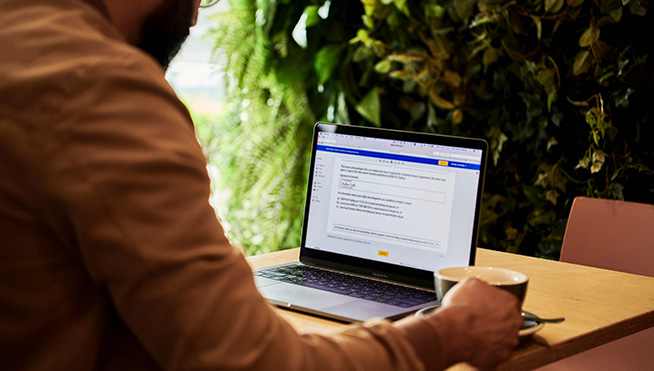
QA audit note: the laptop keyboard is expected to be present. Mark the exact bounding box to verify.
[255,264,435,308]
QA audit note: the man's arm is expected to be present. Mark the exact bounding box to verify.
[42,56,428,370]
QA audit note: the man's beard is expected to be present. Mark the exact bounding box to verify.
[138,0,194,71]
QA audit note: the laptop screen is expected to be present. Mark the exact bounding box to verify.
[300,123,487,287]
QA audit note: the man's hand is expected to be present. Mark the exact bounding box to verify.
[426,277,523,369]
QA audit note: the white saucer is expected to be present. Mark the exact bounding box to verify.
[519,320,545,337]
[415,306,545,337]
[520,311,545,337]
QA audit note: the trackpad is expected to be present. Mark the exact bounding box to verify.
[258,284,356,309]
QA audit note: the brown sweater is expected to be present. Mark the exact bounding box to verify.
[0,0,438,369]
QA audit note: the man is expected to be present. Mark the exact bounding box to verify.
[0,0,523,369]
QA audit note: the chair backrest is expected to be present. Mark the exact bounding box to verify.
[560,197,654,276]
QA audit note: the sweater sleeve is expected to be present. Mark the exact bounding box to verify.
[42,54,426,371]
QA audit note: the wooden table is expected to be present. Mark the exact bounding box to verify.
[247,248,654,370]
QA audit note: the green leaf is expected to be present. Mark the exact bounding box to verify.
[591,149,606,173]
[362,0,377,20]
[392,0,410,16]
[573,49,592,75]
[547,90,557,112]
[575,156,590,170]
[598,71,615,83]
[452,108,464,124]
[537,68,556,87]
[454,0,476,20]
[350,29,370,44]
[490,129,508,166]
[579,26,600,47]
[599,0,622,14]
[531,16,542,40]
[425,4,445,18]
[610,7,623,22]
[591,40,610,60]
[335,92,351,125]
[483,47,499,68]
[355,88,381,126]
[628,0,647,16]
[547,136,558,151]
[442,70,463,88]
[546,189,560,205]
[545,0,565,13]
[303,6,322,28]
[611,182,625,200]
[314,45,342,85]
[374,60,392,74]
[429,91,457,110]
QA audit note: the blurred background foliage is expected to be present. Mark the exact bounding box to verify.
[201,0,652,257]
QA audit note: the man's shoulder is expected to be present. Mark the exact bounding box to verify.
[0,0,160,77]
[0,0,169,125]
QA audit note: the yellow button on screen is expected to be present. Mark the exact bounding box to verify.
[378,250,389,257]
[438,160,449,166]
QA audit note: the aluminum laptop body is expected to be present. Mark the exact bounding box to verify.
[254,123,488,323]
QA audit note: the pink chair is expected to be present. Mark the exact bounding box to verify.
[537,197,654,370]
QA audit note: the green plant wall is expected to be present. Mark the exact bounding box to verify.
[206,0,652,257]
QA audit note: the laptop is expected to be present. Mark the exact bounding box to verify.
[254,122,488,323]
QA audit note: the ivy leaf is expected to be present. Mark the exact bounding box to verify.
[579,25,600,47]
[575,156,590,169]
[314,44,342,85]
[531,16,542,40]
[489,127,508,166]
[545,0,565,13]
[547,136,558,151]
[546,189,560,205]
[610,7,623,21]
[573,49,592,75]
[392,0,410,16]
[591,149,606,173]
[442,70,463,88]
[611,182,625,200]
[454,0,476,20]
[361,0,377,23]
[303,6,322,28]
[425,4,445,18]
[547,90,557,112]
[537,68,556,87]
[355,88,381,127]
[350,29,371,44]
[452,108,464,124]
[505,226,519,241]
[591,40,611,60]
[483,47,499,68]
[335,92,351,125]
[374,59,392,74]
[429,91,456,110]
[599,0,622,13]
[453,92,466,106]
[628,0,647,16]
[534,172,549,188]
